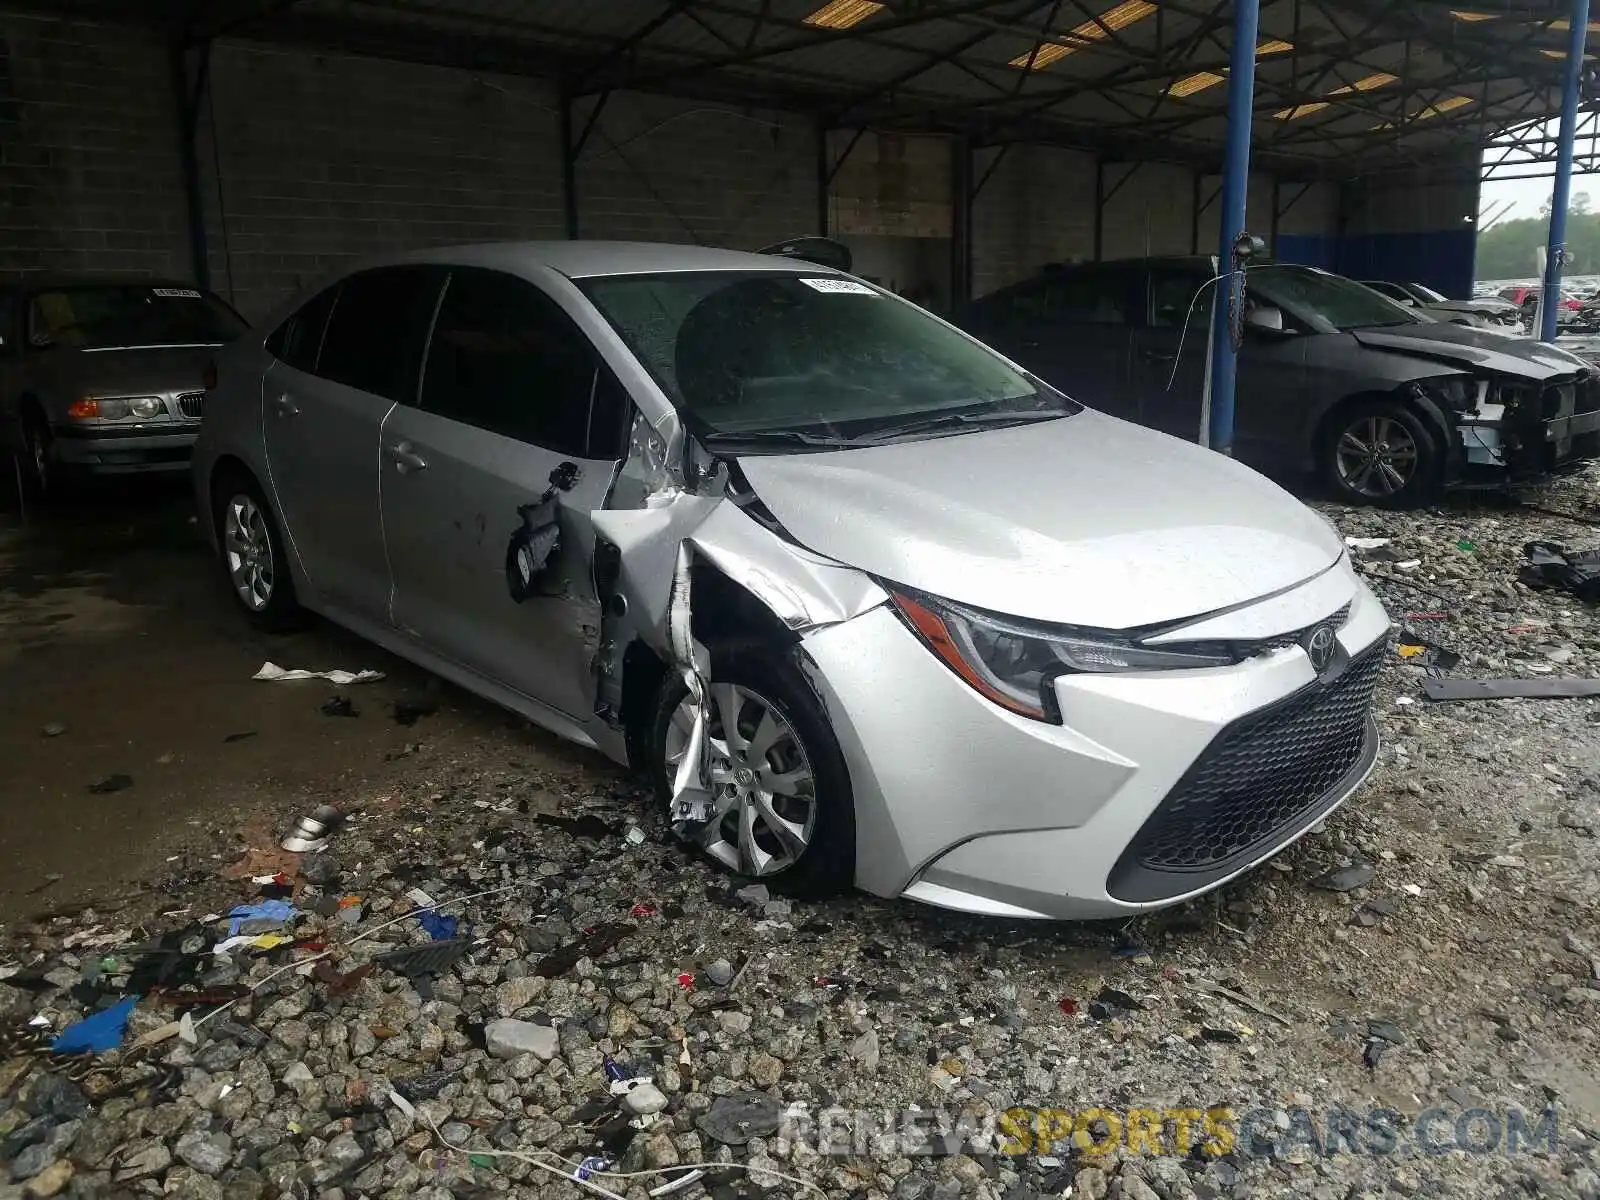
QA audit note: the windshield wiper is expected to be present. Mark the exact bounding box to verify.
[852,407,1061,445]
[702,428,852,451]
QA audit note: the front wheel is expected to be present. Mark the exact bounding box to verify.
[214,476,306,631]
[650,641,855,899]
[1320,401,1442,509]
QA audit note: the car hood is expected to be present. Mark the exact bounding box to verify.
[1426,299,1494,315]
[42,345,218,399]
[733,410,1346,629]
[1350,323,1588,380]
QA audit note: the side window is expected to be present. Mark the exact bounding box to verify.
[419,267,617,458]
[1051,269,1134,325]
[1149,271,1214,329]
[267,283,340,373]
[989,279,1054,322]
[316,267,445,402]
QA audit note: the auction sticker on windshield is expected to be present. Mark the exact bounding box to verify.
[153,288,202,298]
[799,278,877,296]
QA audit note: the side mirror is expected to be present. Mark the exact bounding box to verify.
[1398,296,1418,307]
[1244,306,1290,334]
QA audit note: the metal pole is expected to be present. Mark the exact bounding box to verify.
[1207,0,1261,456]
[169,39,212,291]
[1540,0,1590,342]
[560,90,580,240]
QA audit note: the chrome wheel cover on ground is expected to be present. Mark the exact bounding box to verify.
[664,682,817,877]
[223,494,275,611]
[1335,414,1418,498]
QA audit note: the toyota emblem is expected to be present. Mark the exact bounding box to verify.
[1304,624,1338,673]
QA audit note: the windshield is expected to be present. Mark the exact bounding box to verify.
[1248,265,1423,331]
[28,286,246,350]
[580,271,1076,449]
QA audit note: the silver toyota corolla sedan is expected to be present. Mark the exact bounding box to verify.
[193,242,1390,920]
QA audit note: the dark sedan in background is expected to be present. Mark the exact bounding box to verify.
[962,258,1600,507]
[1,279,245,495]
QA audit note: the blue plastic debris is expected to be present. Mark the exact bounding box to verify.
[417,911,459,941]
[53,995,138,1054]
[226,899,298,938]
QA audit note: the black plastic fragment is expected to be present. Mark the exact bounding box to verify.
[374,936,470,979]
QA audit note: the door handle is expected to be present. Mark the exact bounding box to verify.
[388,442,428,474]
[271,394,299,417]
[1141,350,1177,363]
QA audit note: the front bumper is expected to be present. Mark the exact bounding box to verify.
[52,423,199,475]
[802,567,1389,920]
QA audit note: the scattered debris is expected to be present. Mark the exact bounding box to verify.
[87,773,133,795]
[39,721,67,738]
[697,1093,782,1146]
[253,661,384,684]
[1424,677,1600,701]
[281,804,344,853]
[392,697,438,727]
[1519,540,1600,602]
[320,695,358,718]
[1344,536,1391,550]
[222,730,257,744]
[1312,862,1377,892]
[52,995,138,1054]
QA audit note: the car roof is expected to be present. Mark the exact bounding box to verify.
[383,240,832,280]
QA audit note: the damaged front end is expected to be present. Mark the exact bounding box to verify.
[1418,372,1600,483]
[588,410,885,834]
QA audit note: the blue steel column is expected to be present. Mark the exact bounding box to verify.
[1208,0,1262,455]
[1540,0,1591,342]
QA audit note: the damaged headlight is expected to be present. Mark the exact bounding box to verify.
[1417,376,1478,412]
[889,590,1235,722]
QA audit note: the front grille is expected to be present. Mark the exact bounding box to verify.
[1108,639,1385,900]
[176,391,204,419]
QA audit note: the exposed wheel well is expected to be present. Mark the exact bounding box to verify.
[209,455,259,510]
[618,561,801,771]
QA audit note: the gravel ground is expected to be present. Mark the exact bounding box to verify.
[2,472,1599,1200]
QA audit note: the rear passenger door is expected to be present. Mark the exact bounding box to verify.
[380,266,626,722]
[261,266,445,620]
[966,268,1137,419]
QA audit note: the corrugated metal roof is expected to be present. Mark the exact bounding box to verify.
[216,0,1584,175]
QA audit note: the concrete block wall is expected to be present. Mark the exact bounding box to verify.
[1098,161,1199,260]
[0,12,190,281]
[971,143,1095,296]
[575,91,816,250]
[200,42,567,320]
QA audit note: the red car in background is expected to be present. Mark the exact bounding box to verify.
[1499,284,1584,323]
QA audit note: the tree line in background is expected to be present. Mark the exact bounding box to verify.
[1475,191,1595,280]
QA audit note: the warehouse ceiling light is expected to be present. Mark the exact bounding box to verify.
[803,0,883,29]
[1166,39,1293,98]
[1272,70,1396,120]
[1371,94,1473,130]
[1008,0,1156,69]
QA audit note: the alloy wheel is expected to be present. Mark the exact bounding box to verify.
[1335,415,1418,498]
[664,682,817,877]
[25,422,49,492]
[223,494,275,611]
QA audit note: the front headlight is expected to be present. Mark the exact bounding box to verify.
[1419,375,1478,412]
[890,590,1237,722]
[128,396,163,419]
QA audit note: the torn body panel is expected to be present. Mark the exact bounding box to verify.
[588,427,887,831]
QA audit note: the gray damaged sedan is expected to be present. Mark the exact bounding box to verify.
[194,242,1390,920]
[964,258,1600,507]
[0,279,245,493]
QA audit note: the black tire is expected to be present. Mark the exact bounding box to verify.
[212,472,307,632]
[1319,399,1443,509]
[18,407,59,500]
[649,640,855,900]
